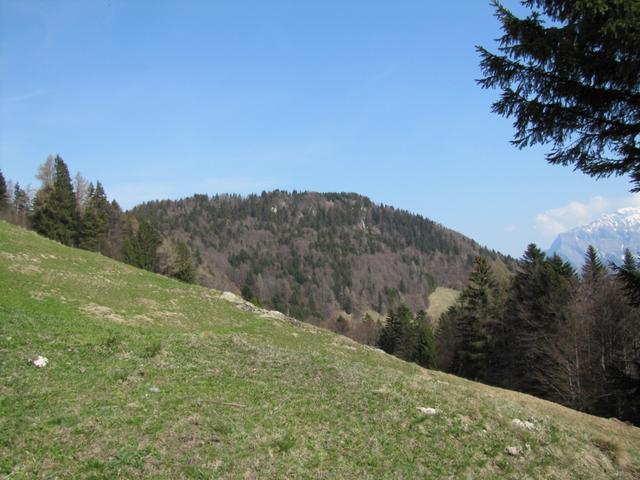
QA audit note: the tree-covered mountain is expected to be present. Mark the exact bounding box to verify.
[132,191,514,325]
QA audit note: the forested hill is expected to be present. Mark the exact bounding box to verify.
[132,191,514,323]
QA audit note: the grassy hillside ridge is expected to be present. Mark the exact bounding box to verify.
[1,221,638,479]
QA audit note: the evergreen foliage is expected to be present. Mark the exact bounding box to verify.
[413,310,436,369]
[378,306,414,361]
[172,241,196,283]
[12,184,31,217]
[123,220,161,272]
[31,155,77,245]
[439,243,640,425]
[582,245,606,282]
[452,256,502,380]
[78,182,111,252]
[613,249,640,307]
[502,246,576,397]
[378,305,436,368]
[478,0,640,190]
[0,170,7,211]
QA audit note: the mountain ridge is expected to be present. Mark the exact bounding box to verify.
[131,190,514,326]
[547,207,640,268]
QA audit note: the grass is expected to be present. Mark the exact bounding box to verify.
[1,220,639,479]
[427,287,460,323]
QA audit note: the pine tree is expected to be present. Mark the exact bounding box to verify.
[613,249,640,307]
[501,245,577,397]
[0,170,7,212]
[123,219,161,271]
[435,306,461,372]
[173,240,195,283]
[413,311,436,369]
[622,249,637,272]
[378,305,416,361]
[104,200,126,260]
[582,245,606,283]
[13,183,30,215]
[477,1,640,190]
[31,155,77,245]
[78,183,99,250]
[453,256,501,381]
[378,310,399,354]
[78,181,111,252]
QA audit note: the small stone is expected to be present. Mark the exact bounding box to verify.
[511,418,535,430]
[32,356,48,368]
[149,386,160,393]
[418,407,438,416]
[506,446,522,456]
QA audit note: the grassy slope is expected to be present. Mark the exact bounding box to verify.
[427,287,460,323]
[1,221,639,479]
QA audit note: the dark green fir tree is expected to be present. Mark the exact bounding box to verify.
[413,310,436,369]
[123,219,161,272]
[0,170,7,211]
[31,155,77,245]
[453,256,501,381]
[477,0,640,190]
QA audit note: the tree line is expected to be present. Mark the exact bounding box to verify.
[0,156,195,283]
[435,247,640,425]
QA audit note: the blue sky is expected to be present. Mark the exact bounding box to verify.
[0,0,635,257]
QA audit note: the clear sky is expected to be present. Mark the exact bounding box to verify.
[0,0,635,257]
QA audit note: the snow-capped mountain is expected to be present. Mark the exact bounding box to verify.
[546,207,640,268]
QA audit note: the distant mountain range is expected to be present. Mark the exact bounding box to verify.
[547,207,640,268]
[132,191,514,323]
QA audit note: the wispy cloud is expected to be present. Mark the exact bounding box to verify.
[109,176,278,209]
[534,194,640,237]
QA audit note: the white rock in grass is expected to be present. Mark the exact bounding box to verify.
[32,356,48,368]
[418,407,438,416]
[506,446,522,456]
[149,386,160,393]
[511,418,535,430]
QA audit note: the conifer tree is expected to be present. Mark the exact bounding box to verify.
[378,309,400,355]
[104,200,126,260]
[582,245,606,282]
[78,181,111,252]
[173,240,195,283]
[413,310,436,369]
[78,183,98,250]
[0,170,7,211]
[435,306,460,372]
[31,155,77,245]
[123,219,161,271]
[478,0,640,190]
[378,305,416,361]
[501,245,576,397]
[453,256,501,381]
[12,183,30,216]
[613,249,640,307]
